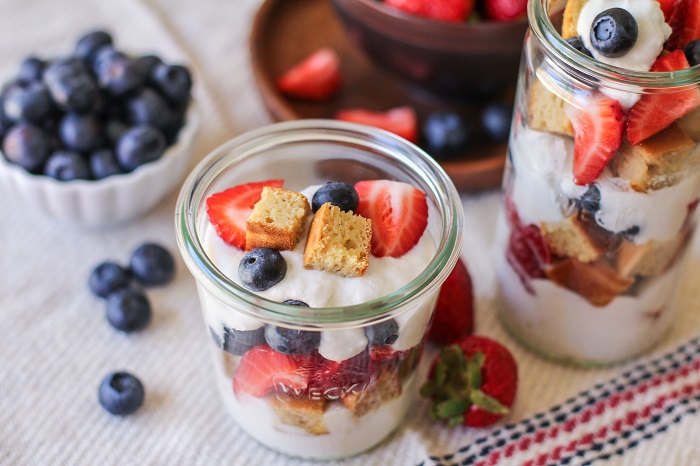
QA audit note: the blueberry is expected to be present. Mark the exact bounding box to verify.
[364,319,399,346]
[135,55,163,78]
[59,113,102,152]
[210,327,250,355]
[18,56,46,82]
[97,56,146,96]
[106,289,151,332]
[98,371,144,416]
[621,225,640,241]
[2,123,51,172]
[88,261,131,298]
[129,243,175,286]
[104,119,128,145]
[684,39,700,67]
[0,101,10,139]
[481,103,513,143]
[89,148,124,179]
[115,126,166,171]
[283,299,309,307]
[565,36,593,58]
[92,46,124,75]
[44,151,91,181]
[43,59,99,112]
[422,111,471,159]
[2,81,53,122]
[264,325,320,354]
[221,326,265,355]
[590,8,638,58]
[311,182,359,212]
[126,88,175,130]
[151,63,192,105]
[238,248,287,291]
[574,184,601,213]
[75,30,113,63]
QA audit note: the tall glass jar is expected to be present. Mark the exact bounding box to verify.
[495,0,700,366]
[175,120,463,459]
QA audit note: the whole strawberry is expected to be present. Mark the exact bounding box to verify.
[483,0,528,22]
[428,257,474,345]
[420,335,518,427]
[384,0,474,22]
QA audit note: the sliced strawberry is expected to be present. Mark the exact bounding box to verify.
[384,0,474,22]
[566,95,624,186]
[310,351,372,393]
[657,0,679,21]
[354,179,428,258]
[504,193,550,294]
[483,0,528,22]
[666,0,700,51]
[233,345,311,398]
[276,48,342,101]
[626,51,700,145]
[335,106,418,143]
[428,258,474,346]
[421,336,518,428]
[205,179,284,249]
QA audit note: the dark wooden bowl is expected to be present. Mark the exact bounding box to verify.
[249,0,513,192]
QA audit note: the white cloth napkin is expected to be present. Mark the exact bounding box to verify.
[1,1,699,465]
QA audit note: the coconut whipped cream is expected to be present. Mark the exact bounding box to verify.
[510,127,700,244]
[201,185,436,362]
[577,0,671,73]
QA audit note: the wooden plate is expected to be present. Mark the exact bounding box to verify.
[249,0,507,192]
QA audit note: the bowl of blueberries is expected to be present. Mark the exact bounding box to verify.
[0,30,198,228]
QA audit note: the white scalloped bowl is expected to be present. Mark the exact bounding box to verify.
[0,103,199,228]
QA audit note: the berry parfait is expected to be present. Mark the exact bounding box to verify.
[495,0,700,365]
[175,120,463,459]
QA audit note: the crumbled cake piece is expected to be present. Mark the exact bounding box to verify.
[610,124,697,192]
[303,202,372,277]
[342,369,402,417]
[542,213,616,263]
[527,78,574,136]
[615,230,690,278]
[269,397,328,435]
[562,0,587,39]
[246,187,310,251]
[677,106,700,142]
[545,258,633,306]
[221,352,239,379]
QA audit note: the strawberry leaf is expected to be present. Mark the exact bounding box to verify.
[466,351,484,388]
[470,389,510,415]
[434,399,471,419]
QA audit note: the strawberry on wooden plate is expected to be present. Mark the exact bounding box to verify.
[483,0,528,22]
[233,345,311,397]
[276,48,342,101]
[205,179,284,249]
[566,95,624,186]
[420,335,518,428]
[354,179,428,258]
[384,0,474,22]
[626,51,700,145]
[335,106,418,143]
[428,258,475,346]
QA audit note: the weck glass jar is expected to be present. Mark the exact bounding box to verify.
[495,0,700,366]
[175,120,463,459]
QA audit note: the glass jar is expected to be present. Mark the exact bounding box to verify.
[495,0,700,366]
[175,120,463,460]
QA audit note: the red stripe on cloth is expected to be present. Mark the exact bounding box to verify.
[525,380,700,465]
[473,359,700,466]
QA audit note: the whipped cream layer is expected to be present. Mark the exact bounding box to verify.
[201,185,437,361]
[510,127,700,244]
[578,0,671,72]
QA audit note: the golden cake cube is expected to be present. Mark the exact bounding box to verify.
[246,187,310,251]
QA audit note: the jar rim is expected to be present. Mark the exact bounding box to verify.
[174,120,463,329]
[529,0,700,88]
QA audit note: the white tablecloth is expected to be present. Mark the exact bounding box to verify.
[2,1,700,465]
